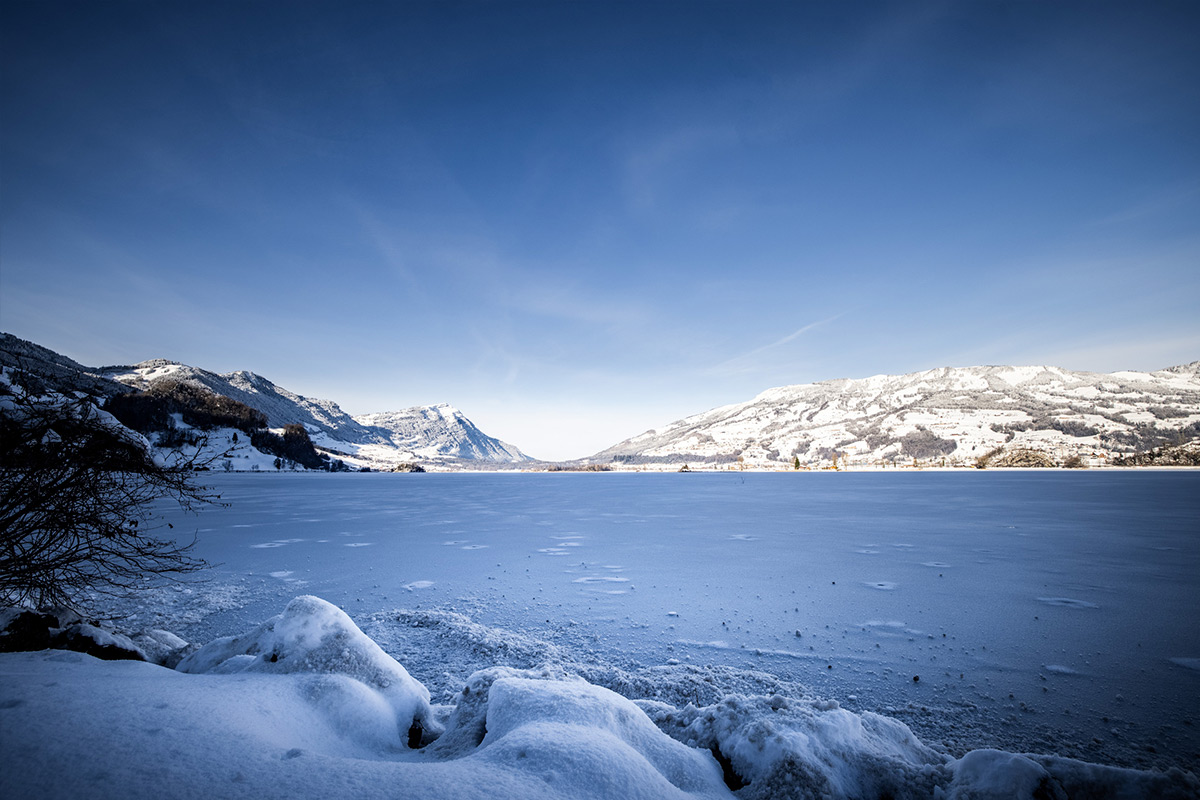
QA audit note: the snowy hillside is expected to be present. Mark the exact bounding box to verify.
[0,334,530,469]
[593,363,1200,468]
[0,332,128,397]
[356,404,529,463]
[100,360,389,445]
[97,360,526,467]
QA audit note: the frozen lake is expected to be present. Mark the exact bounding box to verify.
[147,470,1200,773]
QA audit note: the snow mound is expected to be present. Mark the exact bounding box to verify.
[641,693,949,799]
[427,665,731,799]
[177,595,438,749]
[130,628,190,667]
[639,695,1200,799]
[948,750,1063,800]
[480,676,730,798]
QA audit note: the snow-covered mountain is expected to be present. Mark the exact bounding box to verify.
[99,360,530,467]
[0,334,529,469]
[592,363,1200,468]
[0,332,128,398]
[100,360,388,445]
[356,405,528,463]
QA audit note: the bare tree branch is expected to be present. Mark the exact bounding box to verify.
[1,371,221,608]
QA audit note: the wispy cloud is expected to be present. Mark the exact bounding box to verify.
[620,124,741,214]
[342,199,431,301]
[1085,182,1200,228]
[707,314,843,377]
[504,282,649,328]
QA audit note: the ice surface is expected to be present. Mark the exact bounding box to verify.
[135,472,1199,770]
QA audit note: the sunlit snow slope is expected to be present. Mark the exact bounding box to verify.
[593,363,1200,468]
[356,405,528,463]
[100,360,386,444]
[98,361,527,466]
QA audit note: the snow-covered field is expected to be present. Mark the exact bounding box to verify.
[3,472,1198,798]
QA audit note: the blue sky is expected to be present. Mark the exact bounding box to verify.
[3,1,1199,460]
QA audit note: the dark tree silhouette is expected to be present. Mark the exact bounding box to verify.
[252,423,327,470]
[107,379,267,435]
[1,383,217,608]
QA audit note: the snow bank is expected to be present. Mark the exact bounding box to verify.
[3,596,1197,800]
[639,694,1198,799]
[177,595,439,749]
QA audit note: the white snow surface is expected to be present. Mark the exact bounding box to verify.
[3,598,1196,799]
[176,595,438,749]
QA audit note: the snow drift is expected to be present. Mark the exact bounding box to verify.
[2,595,1197,800]
[176,595,439,750]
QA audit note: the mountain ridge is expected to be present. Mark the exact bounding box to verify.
[4,332,1197,469]
[0,333,528,468]
[355,404,527,463]
[99,359,387,445]
[99,360,530,466]
[590,362,1200,468]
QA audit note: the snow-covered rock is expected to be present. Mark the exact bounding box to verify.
[52,624,146,662]
[0,608,146,662]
